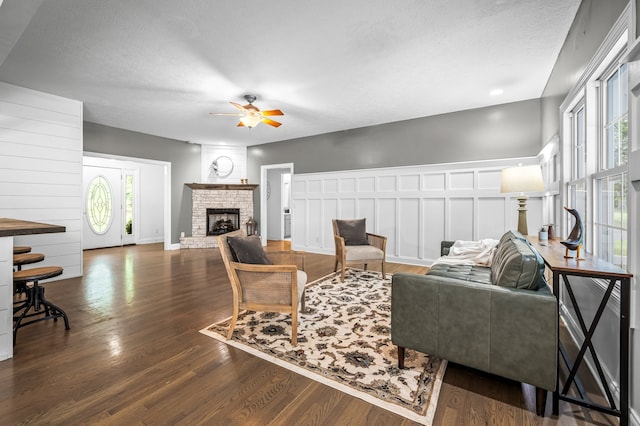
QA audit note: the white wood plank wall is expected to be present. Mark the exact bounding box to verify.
[292,157,544,266]
[0,82,83,278]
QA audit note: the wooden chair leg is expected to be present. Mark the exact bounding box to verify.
[226,306,239,340]
[535,387,547,416]
[363,263,368,271]
[334,258,339,273]
[340,265,346,282]
[291,311,298,346]
[300,289,306,312]
[381,261,385,278]
[397,346,405,369]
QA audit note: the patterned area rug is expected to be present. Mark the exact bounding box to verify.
[200,269,446,425]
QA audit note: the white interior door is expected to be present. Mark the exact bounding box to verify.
[83,165,123,249]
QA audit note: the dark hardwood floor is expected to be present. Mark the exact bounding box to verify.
[0,243,619,425]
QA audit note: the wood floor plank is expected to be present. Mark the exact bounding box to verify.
[0,242,620,425]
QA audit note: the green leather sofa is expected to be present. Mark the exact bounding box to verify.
[391,231,557,416]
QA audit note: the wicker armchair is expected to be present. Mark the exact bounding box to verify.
[217,230,307,345]
[332,219,387,282]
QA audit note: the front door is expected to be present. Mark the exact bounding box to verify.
[83,165,123,249]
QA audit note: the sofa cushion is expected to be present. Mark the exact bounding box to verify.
[497,229,525,247]
[490,238,545,290]
[427,263,492,285]
[226,235,273,265]
[336,219,370,245]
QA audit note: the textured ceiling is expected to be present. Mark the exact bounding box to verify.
[0,0,580,146]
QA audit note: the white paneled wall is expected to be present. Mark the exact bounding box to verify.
[0,82,83,277]
[292,157,543,266]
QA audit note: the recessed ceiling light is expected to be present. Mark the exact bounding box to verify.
[490,89,504,96]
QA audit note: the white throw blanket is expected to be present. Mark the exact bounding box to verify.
[433,238,499,266]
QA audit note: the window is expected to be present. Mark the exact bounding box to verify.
[87,175,113,235]
[124,173,134,235]
[602,64,628,169]
[573,104,586,180]
[595,62,628,269]
[567,100,588,245]
[563,31,628,271]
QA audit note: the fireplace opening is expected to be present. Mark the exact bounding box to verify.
[206,208,240,236]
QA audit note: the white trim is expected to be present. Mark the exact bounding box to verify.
[260,162,294,246]
[83,151,173,250]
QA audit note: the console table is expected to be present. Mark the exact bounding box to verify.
[528,237,632,425]
[0,218,66,360]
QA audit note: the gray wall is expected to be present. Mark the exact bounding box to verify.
[540,0,629,145]
[248,98,542,224]
[83,122,201,244]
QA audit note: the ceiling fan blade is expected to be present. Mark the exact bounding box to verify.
[209,112,241,116]
[261,109,284,116]
[230,102,247,113]
[262,118,282,127]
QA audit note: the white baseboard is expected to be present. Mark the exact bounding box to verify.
[137,237,164,245]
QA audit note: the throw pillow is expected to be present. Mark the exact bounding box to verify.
[227,235,273,265]
[336,218,370,245]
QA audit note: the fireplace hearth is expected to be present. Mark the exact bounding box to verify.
[207,208,240,236]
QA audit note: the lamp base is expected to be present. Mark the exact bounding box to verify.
[516,195,529,235]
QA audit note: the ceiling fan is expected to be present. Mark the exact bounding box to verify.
[210,95,284,128]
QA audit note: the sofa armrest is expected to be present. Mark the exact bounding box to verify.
[440,240,455,256]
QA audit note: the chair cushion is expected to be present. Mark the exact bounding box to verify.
[345,245,384,261]
[226,235,273,265]
[297,270,307,300]
[336,218,369,245]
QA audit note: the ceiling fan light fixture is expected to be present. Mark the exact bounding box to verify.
[240,114,262,128]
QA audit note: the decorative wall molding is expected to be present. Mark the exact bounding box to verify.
[291,157,543,266]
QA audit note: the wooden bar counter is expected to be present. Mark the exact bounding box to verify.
[527,236,632,425]
[0,218,66,360]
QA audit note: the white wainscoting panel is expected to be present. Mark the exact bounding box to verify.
[292,157,543,266]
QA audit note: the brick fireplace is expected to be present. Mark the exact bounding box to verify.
[180,183,257,249]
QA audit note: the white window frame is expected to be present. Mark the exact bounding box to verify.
[560,27,629,268]
[593,61,629,269]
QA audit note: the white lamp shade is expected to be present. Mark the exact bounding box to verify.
[500,165,544,193]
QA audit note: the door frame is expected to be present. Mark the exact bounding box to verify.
[260,163,293,246]
[84,152,173,250]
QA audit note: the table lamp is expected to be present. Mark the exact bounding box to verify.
[500,164,544,235]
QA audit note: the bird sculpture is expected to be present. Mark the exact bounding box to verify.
[561,206,584,259]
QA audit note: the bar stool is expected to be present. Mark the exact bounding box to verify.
[13,246,32,254]
[13,266,70,344]
[13,253,45,312]
[13,253,45,271]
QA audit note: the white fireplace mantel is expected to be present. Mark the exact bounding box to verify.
[186,183,258,190]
